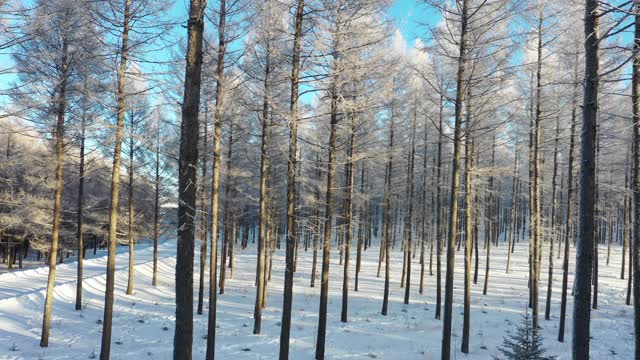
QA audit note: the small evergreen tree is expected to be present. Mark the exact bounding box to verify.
[494,311,557,360]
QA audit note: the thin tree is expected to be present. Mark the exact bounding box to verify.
[461,124,473,354]
[279,0,304,358]
[207,0,227,358]
[558,50,579,343]
[198,100,209,315]
[404,99,417,305]
[40,21,69,350]
[381,92,395,316]
[441,0,468,358]
[631,3,640,358]
[100,1,131,357]
[355,163,366,292]
[545,115,560,320]
[530,7,544,334]
[341,114,356,320]
[253,28,271,335]
[75,80,89,311]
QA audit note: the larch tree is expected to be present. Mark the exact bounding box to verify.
[632,2,640,358]
[572,0,599,358]
[173,0,208,358]
[279,0,305,358]
[8,0,101,347]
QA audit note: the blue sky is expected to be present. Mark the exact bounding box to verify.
[0,0,438,107]
[390,0,441,47]
[390,0,422,46]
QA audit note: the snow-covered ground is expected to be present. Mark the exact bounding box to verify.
[0,238,633,359]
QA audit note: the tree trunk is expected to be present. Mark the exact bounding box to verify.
[253,44,270,334]
[126,121,135,295]
[311,153,321,288]
[631,5,640,358]
[355,164,366,292]
[341,116,355,321]
[152,111,161,287]
[40,36,68,349]
[529,11,544,334]
[174,0,206,358]
[403,103,417,305]
[198,102,209,315]
[75,88,87,311]
[545,115,560,320]
[435,90,444,320]
[558,50,579,343]
[381,95,395,317]
[441,1,467,358]
[100,3,131,357]
[419,112,429,294]
[461,130,473,354]
[483,134,496,296]
[572,1,599,357]
[506,136,518,274]
[207,0,227,357]
[280,1,304,358]
[219,121,234,295]
[315,77,338,360]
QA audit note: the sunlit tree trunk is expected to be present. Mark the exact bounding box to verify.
[174,0,206,358]
[40,36,69,349]
[99,2,130,356]
[207,0,227,358]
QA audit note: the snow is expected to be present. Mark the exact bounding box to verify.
[0,239,634,359]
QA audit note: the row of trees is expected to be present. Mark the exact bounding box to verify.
[2,0,640,359]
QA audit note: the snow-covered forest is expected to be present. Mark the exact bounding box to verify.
[0,0,637,359]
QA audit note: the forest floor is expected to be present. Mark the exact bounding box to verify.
[0,238,633,359]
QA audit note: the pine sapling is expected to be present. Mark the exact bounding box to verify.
[494,311,556,360]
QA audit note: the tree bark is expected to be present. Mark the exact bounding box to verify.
[253,43,270,334]
[311,153,321,288]
[98,2,131,356]
[174,0,206,358]
[530,10,544,334]
[545,115,560,320]
[219,122,234,295]
[152,111,161,287]
[558,51,579,343]
[280,1,304,358]
[461,130,473,354]
[75,85,87,311]
[341,116,356,321]
[315,75,338,360]
[403,103,417,305]
[381,93,395,317]
[572,0,599,357]
[198,101,209,315]
[435,90,444,320]
[441,1,467,358]
[40,35,69,349]
[506,136,518,274]
[631,4,640,358]
[126,116,135,295]
[483,134,496,296]
[207,0,226,358]
[355,164,366,292]
[419,110,429,294]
